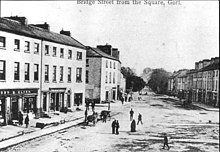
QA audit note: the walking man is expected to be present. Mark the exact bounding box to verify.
[115,120,120,135]
[18,111,23,126]
[137,113,143,125]
[25,114,29,128]
[111,120,116,134]
[130,108,134,121]
[84,109,88,122]
[162,133,170,150]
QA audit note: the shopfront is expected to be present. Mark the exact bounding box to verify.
[49,88,66,112]
[0,88,38,126]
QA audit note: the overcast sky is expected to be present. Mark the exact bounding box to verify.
[1,1,219,75]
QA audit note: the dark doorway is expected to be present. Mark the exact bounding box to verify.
[11,97,18,120]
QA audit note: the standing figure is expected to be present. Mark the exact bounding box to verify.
[84,109,88,122]
[86,100,90,111]
[137,113,143,125]
[18,111,23,126]
[115,120,120,135]
[25,114,29,128]
[162,133,170,150]
[130,108,134,121]
[91,101,95,112]
[111,120,116,134]
[131,119,136,132]
[125,93,128,102]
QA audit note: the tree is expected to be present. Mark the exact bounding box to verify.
[121,67,146,92]
[147,68,170,94]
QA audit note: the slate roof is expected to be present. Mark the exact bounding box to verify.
[87,47,121,63]
[201,62,219,72]
[0,17,85,49]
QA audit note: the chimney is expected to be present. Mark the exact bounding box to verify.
[60,29,71,37]
[202,59,211,68]
[32,22,50,31]
[198,61,203,69]
[4,16,28,25]
[195,62,199,70]
[97,44,112,56]
[112,48,119,59]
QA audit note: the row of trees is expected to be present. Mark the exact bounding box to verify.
[122,66,170,94]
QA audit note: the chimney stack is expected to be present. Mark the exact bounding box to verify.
[60,29,71,37]
[32,22,50,31]
[112,48,120,59]
[97,44,112,56]
[4,16,28,25]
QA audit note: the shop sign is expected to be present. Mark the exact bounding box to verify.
[0,89,38,96]
[49,88,66,92]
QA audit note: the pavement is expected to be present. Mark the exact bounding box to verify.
[0,95,218,151]
[166,96,219,112]
[0,102,112,151]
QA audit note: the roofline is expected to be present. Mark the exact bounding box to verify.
[88,47,121,63]
[0,26,86,50]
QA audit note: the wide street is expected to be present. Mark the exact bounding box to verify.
[3,93,219,152]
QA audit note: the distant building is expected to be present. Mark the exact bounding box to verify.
[168,57,219,107]
[85,44,123,103]
[0,16,86,125]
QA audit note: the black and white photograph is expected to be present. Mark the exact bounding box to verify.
[0,0,219,152]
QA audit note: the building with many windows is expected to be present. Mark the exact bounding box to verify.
[0,16,86,125]
[85,44,122,103]
[168,57,219,107]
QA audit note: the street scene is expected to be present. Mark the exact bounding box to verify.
[1,90,219,152]
[0,1,219,152]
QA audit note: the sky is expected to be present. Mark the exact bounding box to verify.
[1,1,219,75]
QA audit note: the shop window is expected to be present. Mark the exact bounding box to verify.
[0,60,6,80]
[0,36,6,48]
[74,93,83,106]
[34,64,39,81]
[24,63,30,81]
[24,41,30,52]
[77,51,82,60]
[14,39,20,50]
[0,99,4,119]
[23,97,36,113]
[76,68,82,82]
[45,65,49,82]
[14,62,20,81]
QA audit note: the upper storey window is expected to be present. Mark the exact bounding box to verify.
[0,37,6,48]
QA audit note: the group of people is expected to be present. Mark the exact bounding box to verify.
[129,108,143,132]
[18,111,29,128]
[111,119,120,135]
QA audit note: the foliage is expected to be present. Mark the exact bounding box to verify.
[121,66,146,92]
[147,68,169,94]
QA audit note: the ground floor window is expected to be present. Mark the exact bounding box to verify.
[74,93,83,106]
[0,98,5,119]
[23,97,36,113]
[67,94,71,108]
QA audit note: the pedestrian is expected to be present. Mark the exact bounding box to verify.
[130,108,134,121]
[103,112,107,123]
[137,113,143,125]
[84,109,88,122]
[131,119,136,132]
[25,113,29,128]
[91,100,95,112]
[125,93,127,102]
[86,100,90,111]
[18,111,23,126]
[111,120,116,134]
[162,133,170,150]
[115,120,120,135]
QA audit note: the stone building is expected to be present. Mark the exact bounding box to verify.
[0,16,86,125]
[85,44,123,103]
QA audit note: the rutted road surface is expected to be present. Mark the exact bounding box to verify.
[2,94,219,152]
